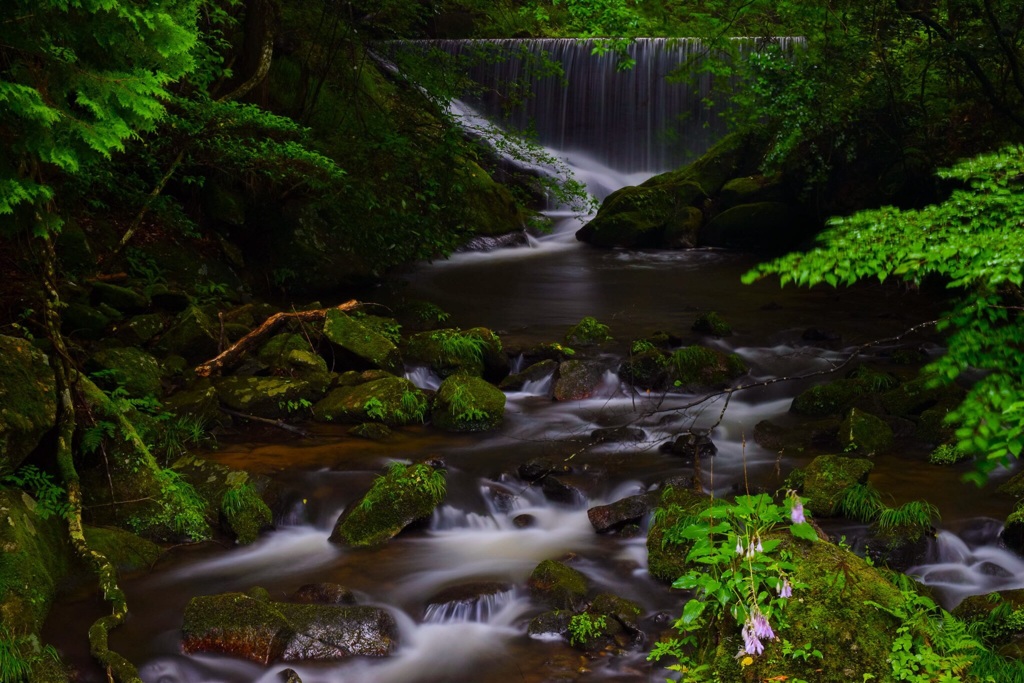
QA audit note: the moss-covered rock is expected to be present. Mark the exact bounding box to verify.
[258,333,329,378]
[461,159,528,236]
[402,327,506,381]
[322,310,403,375]
[431,374,505,432]
[646,486,711,583]
[90,281,149,313]
[575,183,706,248]
[114,312,166,345]
[172,454,275,545]
[214,375,329,420]
[1002,501,1024,554]
[726,537,903,682]
[0,336,56,473]
[0,490,70,682]
[570,593,643,651]
[668,345,747,390]
[700,201,808,250]
[553,360,606,401]
[329,463,446,548]
[498,359,558,391]
[82,525,162,573]
[790,378,867,417]
[802,455,874,517]
[87,346,165,397]
[159,305,220,364]
[752,418,841,454]
[880,376,965,417]
[312,376,427,426]
[61,302,110,339]
[717,173,785,208]
[837,408,894,455]
[691,311,732,337]
[182,591,398,663]
[163,378,227,428]
[528,560,589,611]
[618,349,669,391]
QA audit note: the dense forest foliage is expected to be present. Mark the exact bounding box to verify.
[2,0,1024,680]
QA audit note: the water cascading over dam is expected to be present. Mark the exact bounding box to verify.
[411,38,802,174]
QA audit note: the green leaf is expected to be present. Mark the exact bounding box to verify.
[789,522,819,542]
[681,599,705,625]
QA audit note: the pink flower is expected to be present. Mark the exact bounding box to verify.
[778,578,793,598]
[751,611,775,640]
[790,498,806,525]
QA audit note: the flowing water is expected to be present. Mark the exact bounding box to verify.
[46,38,1024,683]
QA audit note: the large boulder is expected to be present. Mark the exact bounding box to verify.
[214,375,330,420]
[402,327,506,381]
[312,376,428,426]
[87,346,165,397]
[159,305,220,364]
[790,378,868,417]
[172,454,275,545]
[668,346,747,391]
[431,374,505,432]
[0,489,72,635]
[322,310,403,375]
[801,455,874,517]
[699,201,809,250]
[329,462,446,547]
[588,493,658,533]
[645,485,711,583]
[837,408,893,455]
[0,336,56,473]
[181,590,398,663]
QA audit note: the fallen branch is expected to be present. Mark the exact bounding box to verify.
[219,407,312,437]
[195,299,359,377]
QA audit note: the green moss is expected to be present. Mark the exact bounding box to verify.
[838,408,894,455]
[527,560,589,611]
[618,349,669,390]
[213,375,329,419]
[691,311,732,337]
[322,310,403,375]
[576,182,706,248]
[312,376,426,426]
[402,327,505,379]
[0,336,57,474]
[172,455,274,545]
[87,346,165,397]
[791,378,867,417]
[82,526,161,573]
[431,374,505,432]
[0,490,71,635]
[329,463,446,548]
[669,345,747,389]
[802,454,874,517]
[645,486,711,583]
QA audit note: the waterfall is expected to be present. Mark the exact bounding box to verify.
[412,38,803,174]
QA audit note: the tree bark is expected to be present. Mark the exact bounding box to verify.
[195,300,359,377]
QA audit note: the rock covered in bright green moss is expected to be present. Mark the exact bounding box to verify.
[172,454,274,545]
[645,485,710,583]
[322,310,403,375]
[329,463,446,548]
[87,346,165,396]
[163,378,226,427]
[258,333,328,377]
[668,345,746,390]
[214,375,329,419]
[575,182,706,248]
[723,536,903,682]
[402,327,506,380]
[802,454,874,517]
[528,560,589,611]
[431,374,505,432]
[0,335,56,473]
[569,593,643,651]
[312,376,427,426]
[181,590,397,663]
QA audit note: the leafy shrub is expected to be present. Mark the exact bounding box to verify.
[565,316,612,345]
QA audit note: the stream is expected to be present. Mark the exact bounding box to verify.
[46,38,1024,683]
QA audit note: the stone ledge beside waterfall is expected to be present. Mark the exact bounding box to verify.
[576,132,816,251]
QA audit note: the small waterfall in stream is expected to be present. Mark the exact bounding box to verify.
[425,38,804,174]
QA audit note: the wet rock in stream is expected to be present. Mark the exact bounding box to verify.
[182,590,398,664]
[588,492,658,533]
